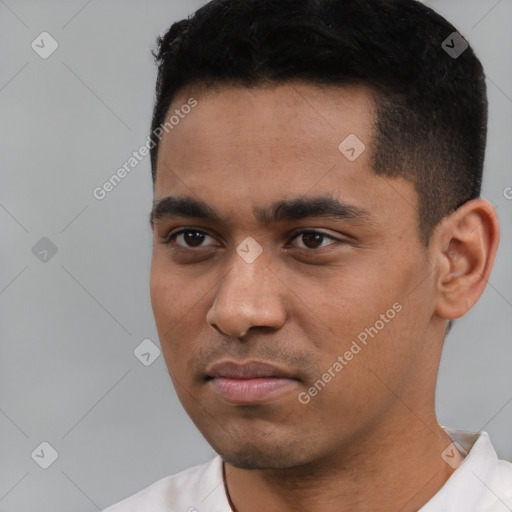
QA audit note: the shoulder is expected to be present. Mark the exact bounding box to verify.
[492,456,512,493]
[102,455,228,512]
[422,428,512,511]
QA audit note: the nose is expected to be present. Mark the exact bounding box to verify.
[206,249,287,338]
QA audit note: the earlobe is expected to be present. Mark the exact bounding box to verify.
[434,199,500,320]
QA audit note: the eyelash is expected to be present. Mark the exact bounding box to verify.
[161,228,342,251]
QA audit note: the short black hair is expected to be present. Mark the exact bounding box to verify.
[149,0,487,244]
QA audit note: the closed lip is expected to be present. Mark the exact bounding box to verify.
[205,360,299,380]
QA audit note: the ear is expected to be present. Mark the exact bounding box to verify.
[433,199,500,320]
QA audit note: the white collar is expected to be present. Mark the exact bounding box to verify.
[419,426,512,510]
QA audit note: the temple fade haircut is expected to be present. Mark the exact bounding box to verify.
[149,0,487,245]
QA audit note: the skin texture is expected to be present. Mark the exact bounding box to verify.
[149,82,499,512]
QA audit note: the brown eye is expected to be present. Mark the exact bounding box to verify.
[290,230,339,250]
[163,229,217,248]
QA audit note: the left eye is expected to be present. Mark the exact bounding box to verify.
[289,230,339,250]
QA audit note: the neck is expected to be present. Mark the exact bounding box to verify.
[223,416,456,512]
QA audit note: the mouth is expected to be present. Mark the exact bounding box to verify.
[205,360,300,405]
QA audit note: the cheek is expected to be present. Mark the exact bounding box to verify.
[150,256,208,327]
[295,314,417,438]
[150,266,177,333]
[301,259,422,387]
[149,259,212,372]
[150,263,189,366]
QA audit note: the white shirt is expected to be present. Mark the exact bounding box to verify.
[103,427,512,511]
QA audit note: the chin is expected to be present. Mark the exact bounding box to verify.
[220,449,301,470]
[209,434,311,470]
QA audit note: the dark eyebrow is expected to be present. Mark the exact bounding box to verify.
[150,196,222,225]
[150,195,370,227]
[254,196,369,224]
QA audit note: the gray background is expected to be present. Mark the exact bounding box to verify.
[0,1,510,511]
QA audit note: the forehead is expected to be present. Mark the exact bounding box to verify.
[157,83,373,183]
[153,82,416,231]
[161,82,374,150]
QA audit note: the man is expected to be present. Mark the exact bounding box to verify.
[104,0,511,510]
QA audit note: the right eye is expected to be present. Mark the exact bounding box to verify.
[162,228,220,249]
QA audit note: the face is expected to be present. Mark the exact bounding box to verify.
[150,83,441,470]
